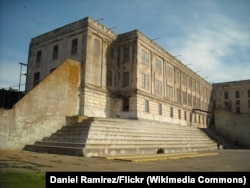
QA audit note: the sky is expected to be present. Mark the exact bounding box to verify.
[0,0,250,91]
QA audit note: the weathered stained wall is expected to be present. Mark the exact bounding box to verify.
[214,109,250,148]
[0,59,80,149]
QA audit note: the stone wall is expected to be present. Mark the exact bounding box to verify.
[214,109,250,148]
[0,59,80,149]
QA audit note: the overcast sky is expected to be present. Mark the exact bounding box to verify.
[0,0,249,91]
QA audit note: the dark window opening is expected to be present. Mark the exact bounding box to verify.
[145,100,149,112]
[33,72,40,86]
[122,72,129,87]
[107,71,112,86]
[123,97,129,111]
[36,50,42,64]
[158,103,162,115]
[52,45,59,60]
[235,91,240,98]
[123,46,129,62]
[224,91,228,99]
[170,107,173,118]
[71,39,78,55]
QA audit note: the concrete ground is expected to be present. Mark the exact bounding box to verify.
[1,149,250,172]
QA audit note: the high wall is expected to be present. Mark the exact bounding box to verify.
[214,109,250,148]
[0,59,80,149]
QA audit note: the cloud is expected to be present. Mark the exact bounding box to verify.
[171,13,250,83]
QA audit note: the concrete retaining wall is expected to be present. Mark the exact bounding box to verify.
[214,109,250,148]
[0,59,80,149]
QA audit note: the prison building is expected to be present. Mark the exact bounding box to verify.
[212,80,250,114]
[25,16,212,127]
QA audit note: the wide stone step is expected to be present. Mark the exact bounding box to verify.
[23,144,84,156]
[83,145,217,157]
[49,131,207,139]
[23,117,218,157]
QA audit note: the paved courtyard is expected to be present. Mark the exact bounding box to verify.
[1,149,250,172]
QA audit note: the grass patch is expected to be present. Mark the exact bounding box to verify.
[0,171,45,188]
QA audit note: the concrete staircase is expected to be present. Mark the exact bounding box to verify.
[23,117,218,157]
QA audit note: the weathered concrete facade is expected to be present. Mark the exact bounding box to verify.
[0,60,81,148]
[212,80,250,113]
[214,109,250,148]
[25,16,212,127]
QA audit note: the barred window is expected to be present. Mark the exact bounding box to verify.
[141,73,149,89]
[158,103,162,115]
[52,45,58,60]
[170,107,173,117]
[92,38,100,56]
[144,100,149,112]
[107,71,112,86]
[123,46,129,62]
[71,39,78,55]
[166,65,173,82]
[167,85,173,99]
[122,72,129,87]
[155,80,162,94]
[224,92,229,99]
[141,49,149,66]
[36,50,42,64]
[176,70,180,84]
[155,58,162,73]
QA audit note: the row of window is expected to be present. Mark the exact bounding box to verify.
[35,38,101,64]
[143,99,207,124]
[141,49,209,96]
[224,90,250,99]
[141,73,210,99]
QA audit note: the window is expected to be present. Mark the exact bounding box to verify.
[166,65,173,82]
[33,72,40,86]
[192,80,196,92]
[176,88,181,104]
[107,71,112,86]
[36,50,42,64]
[141,73,149,89]
[175,70,180,84]
[236,107,240,114]
[52,45,59,60]
[141,49,149,66]
[182,73,187,87]
[184,111,187,120]
[123,46,129,62]
[182,91,187,105]
[92,39,100,56]
[155,58,162,73]
[122,72,129,87]
[166,85,173,99]
[158,103,162,115]
[235,91,240,98]
[170,107,173,118]
[123,97,129,111]
[155,80,162,94]
[193,96,196,107]
[248,90,250,97]
[144,100,149,112]
[236,100,240,105]
[224,92,229,99]
[187,77,191,90]
[71,39,78,55]
[178,109,181,119]
[188,94,192,107]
